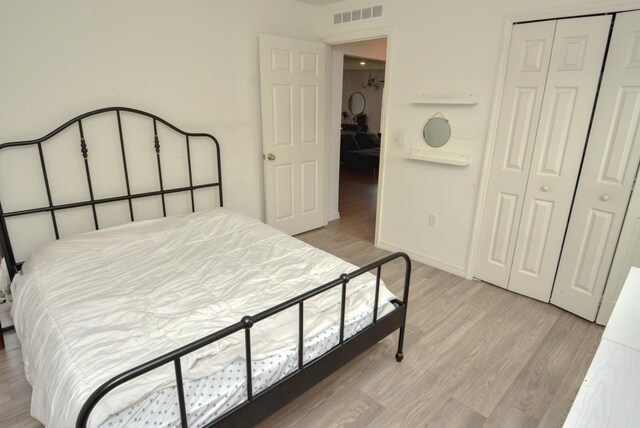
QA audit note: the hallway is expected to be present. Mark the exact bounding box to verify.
[326,167,377,242]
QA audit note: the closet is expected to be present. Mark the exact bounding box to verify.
[475,10,640,323]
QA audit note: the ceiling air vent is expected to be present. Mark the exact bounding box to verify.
[333,4,383,25]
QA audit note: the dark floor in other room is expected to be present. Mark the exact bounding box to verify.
[326,166,378,243]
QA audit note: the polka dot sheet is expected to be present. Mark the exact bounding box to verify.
[101,304,392,427]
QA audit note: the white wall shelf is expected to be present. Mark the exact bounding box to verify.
[412,93,479,105]
[407,149,471,166]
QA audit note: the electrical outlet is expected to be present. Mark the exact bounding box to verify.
[429,213,438,227]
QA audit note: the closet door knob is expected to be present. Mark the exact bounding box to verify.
[266,153,276,161]
[601,195,610,201]
[541,185,549,192]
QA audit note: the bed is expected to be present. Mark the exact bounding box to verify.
[0,107,412,428]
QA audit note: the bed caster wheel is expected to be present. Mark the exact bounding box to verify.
[395,352,404,362]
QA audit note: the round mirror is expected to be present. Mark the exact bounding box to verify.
[348,92,366,115]
[423,117,451,147]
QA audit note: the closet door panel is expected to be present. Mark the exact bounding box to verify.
[509,15,611,301]
[597,177,640,325]
[475,21,556,288]
[553,10,640,320]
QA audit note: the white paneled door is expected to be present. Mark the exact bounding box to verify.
[474,21,556,288]
[508,15,611,301]
[552,10,640,320]
[596,168,640,325]
[259,34,327,235]
[475,16,611,302]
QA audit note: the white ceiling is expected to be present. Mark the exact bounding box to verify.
[293,0,345,6]
[343,55,386,71]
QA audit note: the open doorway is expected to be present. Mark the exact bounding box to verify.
[326,38,387,243]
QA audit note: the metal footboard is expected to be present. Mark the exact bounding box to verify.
[76,252,411,428]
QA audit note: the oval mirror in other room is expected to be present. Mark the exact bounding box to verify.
[423,117,451,147]
[348,92,366,115]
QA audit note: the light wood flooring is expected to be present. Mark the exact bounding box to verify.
[259,229,603,427]
[0,225,602,427]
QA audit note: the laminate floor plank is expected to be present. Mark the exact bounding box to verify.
[451,304,558,416]
[537,323,603,428]
[0,396,32,424]
[426,398,485,428]
[504,311,592,420]
[282,389,384,428]
[258,334,400,428]
[363,282,508,397]
[367,291,541,426]
[8,377,31,401]
[0,347,22,366]
[484,401,538,428]
[0,411,41,428]
[0,381,10,405]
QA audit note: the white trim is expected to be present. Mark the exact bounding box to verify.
[320,26,393,249]
[328,211,340,221]
[320,26,394,46]
[378,239,467,277]
[323,44,332,228]
[326,48,343,229]
[508,0,640,22]
[374,31,391,248]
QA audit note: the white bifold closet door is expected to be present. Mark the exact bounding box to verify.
[508,16,611,301]
[474,21,556,288]
[475,15,611,301]
[552,10,640,320]
[596,167,640,325]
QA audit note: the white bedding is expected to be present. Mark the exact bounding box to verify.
[0,257,9,302]
[11,208,395,428]
[101,302,380,427]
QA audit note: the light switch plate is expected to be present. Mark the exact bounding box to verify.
[398,131,407,146]
[429,213,438,227]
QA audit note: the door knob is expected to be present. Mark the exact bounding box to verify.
[541,185,549,192]
[266,153,276,161]
[601,195,610,201]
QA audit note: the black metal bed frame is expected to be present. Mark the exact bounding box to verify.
[0,108,412,428]
[0,107,223,280]
[78,253,411,428]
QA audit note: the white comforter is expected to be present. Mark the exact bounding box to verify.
[11,208,394,428]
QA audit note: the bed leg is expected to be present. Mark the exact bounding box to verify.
[395,326,405,362]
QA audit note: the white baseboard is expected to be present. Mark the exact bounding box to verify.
[377,240,467,277]
[327,211,340,222]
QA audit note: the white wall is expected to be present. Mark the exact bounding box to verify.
[317,0,639,276]
[0,0,321,222]
[6,0,636,277]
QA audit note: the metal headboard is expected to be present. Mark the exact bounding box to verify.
[0,107,223,280]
